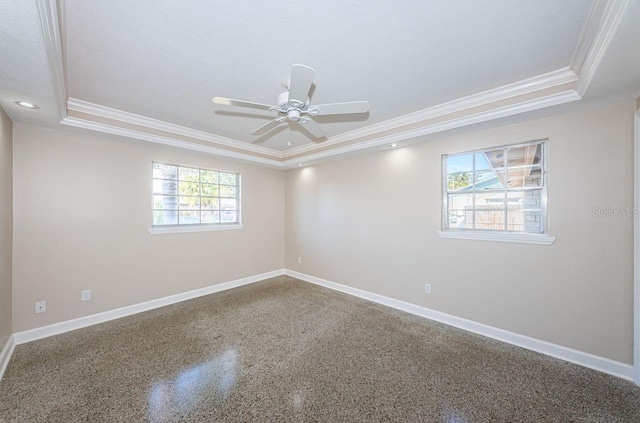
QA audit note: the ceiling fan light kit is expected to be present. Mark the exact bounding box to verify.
[212,64,369,142]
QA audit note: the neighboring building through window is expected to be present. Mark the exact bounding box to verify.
[152,162,240,226]
[443,140,547,233]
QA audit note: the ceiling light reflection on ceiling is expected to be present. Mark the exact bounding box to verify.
[16,101,38,109]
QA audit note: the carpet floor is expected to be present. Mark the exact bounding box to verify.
[0,275,639,422]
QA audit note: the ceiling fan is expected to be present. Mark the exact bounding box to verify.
[212,64,369,140]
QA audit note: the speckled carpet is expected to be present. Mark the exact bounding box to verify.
[0,275,639,422]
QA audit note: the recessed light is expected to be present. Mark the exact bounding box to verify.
[298,164,303,167]
[390,143,398,147]
[17,101,38,109]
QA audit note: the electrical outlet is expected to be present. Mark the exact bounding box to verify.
[297,257,302,264]
[35,300,46,314]
[424,284,432,294]
[82,290,91,302]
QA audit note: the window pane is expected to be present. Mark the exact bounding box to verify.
[179,167,199,181]
[220,198,237,210]
[178,181,200,196]
[201,184,219,197]
[525,168,542,188]
[201,170,219,184]
[202,211,220,224]
[154,210,178,225]
[474,210,505,230]
[523,210,543,232]
[507,143,542,168]
[507,166,542,188]
[507,209,524,231]
[221,211,237,223]
[446,154,473,174]
[178,196,200,210]
[524,189,542,209]
[509,166,544,187]
[219,173,237,185]
[153,179,177,195]
[475,152,490,171]
[507,191,524,209]
[154,195,178,210]
[448,193,473,210]
[220,185,237,198]
[447,172,472,191]
[201,197,219,210]
[443,142,546,235]
[153,163,177,180]
[475,170,505,190]
[508,190,543,210]
[179,211,200,224]
[152,163,239,228]
[475,192,505,209]
[478,150,505,170]
[447,211,471,229]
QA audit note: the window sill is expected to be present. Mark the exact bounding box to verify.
[437,230,555,245]
[149,224,243,235]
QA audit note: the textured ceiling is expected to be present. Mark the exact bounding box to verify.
[0,0,58,126]
[582,0,640,104]
[64,0,594,150]
[1,0,639,157]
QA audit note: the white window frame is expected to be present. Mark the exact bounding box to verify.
[437,139,555,245]
[148,162,243,235]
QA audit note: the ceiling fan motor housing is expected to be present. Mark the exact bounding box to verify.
[287,109,301,122]
[277,91,310,122]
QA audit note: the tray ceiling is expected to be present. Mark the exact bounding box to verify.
[64,0,592,151]
[1,0,639,168]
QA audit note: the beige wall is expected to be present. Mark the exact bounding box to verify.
[0,108,12,348]
[12,124,284,332]
[285,100,636,364]
[8,101,637,364]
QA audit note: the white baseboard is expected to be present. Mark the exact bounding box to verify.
[5,267,634,384]
[12,269,285,345]
[284,269,634,382]
[0,335,16,382]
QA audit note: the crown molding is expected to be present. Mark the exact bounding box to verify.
[67,98,283,159]
[38,0,630,168]
[283,0,631,163]
[571,0,605,75]
[573,0,631,97]
[282,89,580,168]
[61,116,283,168]
[283,67,578,158]
[36,0,67,122]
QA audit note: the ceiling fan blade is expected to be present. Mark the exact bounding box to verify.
[288,64,315,105]
[212,97,274,111]
[310,101,369,116]
[298,117,327,138]
[251,118,285,135]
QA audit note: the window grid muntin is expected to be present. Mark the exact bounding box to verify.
[152,162,240,226]
[442,140,547,234]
